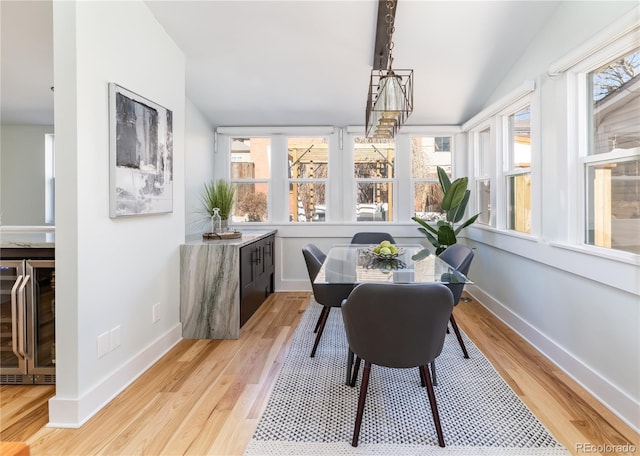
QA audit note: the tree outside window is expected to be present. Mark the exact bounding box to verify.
[230,137,270,222]
[353,137,395,222]
[288,137,328,222]
[585,49,640,253]
[412,136,452,221]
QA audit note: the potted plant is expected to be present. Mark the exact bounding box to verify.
[200,179,235,233]
[411,167,479,255]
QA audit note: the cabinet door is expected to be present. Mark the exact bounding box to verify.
[0,260,27,379]
[263,235,274,272]
[26,260,56,383]
[240,243,257,289]
[239,242,263,327]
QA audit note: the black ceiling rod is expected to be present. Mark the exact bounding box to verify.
[372,0,397,70]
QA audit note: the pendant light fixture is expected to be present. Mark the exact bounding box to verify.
[365,0,413,139]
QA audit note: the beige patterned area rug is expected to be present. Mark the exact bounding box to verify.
[244,300,571,455]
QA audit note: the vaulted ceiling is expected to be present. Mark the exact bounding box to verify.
[1,0,562,127]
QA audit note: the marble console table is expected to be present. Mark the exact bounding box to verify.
[180,230,276,339]
[0,230,55,248]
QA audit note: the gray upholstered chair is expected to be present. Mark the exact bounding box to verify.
[302,244,354,357]
[350,232,396,245]
[342,282,454,447]
[438,244,474,358]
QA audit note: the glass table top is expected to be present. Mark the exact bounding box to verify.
[314,244,472,285]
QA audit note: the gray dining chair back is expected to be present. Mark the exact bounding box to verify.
[341,282,454,447]
[350,232,396,245]
[302,244,354,357]
[439,244,474,304]
[302,243,326,282]
[438,244,474,358]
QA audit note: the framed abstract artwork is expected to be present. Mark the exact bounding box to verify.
[109,83,173,217]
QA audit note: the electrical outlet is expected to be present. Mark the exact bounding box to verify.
[110,325,121,350]
[97,331,110,358]
[152,303,160,323]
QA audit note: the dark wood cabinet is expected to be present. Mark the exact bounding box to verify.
[240,234,275,326]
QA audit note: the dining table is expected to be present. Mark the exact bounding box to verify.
[313,243,473,384]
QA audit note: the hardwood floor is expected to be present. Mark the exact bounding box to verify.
[1,292,638,455]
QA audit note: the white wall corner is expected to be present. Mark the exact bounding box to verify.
[47,324,182,428]
[466,284,640,434]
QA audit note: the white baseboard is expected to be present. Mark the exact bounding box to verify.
[466,284,640,434]
[47,323,182,428]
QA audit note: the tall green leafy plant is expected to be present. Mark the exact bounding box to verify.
[411,167,479,255]
[200,179,235,221]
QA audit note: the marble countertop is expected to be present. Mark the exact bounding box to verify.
[0,230,56,248]
[183,229,276,247]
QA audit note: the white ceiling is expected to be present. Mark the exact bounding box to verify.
[1,0,562,128]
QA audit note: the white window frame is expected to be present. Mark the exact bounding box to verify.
[215,126,336,224]
[45,133,55,225]
[350,134,397,223]
[500,99,534,235]
[554,11,640,257]
[462,80,537,233]
[472,122,494,227]
[409,134,456,220]
[287,135,330,223]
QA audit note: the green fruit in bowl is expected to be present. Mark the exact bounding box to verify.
[379,246,392,255]
[380,240,392,247]
[389,245,398,254]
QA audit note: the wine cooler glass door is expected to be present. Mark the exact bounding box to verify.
[0,260,28,381]
[26,260,56,384]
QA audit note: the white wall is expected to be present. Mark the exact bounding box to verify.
[464,2,640,431]
[184,99,215,237]
[50,0,185,427]
[0,124,53,225]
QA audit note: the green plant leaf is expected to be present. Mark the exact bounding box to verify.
[201,179,236,220]
[441,177,468,211]
[411,216,439,235]
[437,166,451,192]
[448,190,470,223]
[411,248,432,261]
[418,228,439,247]
[454,213,480,235]
[437,224,457,246]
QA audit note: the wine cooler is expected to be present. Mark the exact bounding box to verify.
[0,258,56,384]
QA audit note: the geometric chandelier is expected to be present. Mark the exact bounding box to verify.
[365,0,413,139]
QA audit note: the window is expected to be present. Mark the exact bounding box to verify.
[505,106,531,233]
[584,48,640,253]
[230,137,270,222]
[288,137,328,222]
[475,128,492,225]
[353,137,395,221]
[45,133,55,224]
[411,136,452,221]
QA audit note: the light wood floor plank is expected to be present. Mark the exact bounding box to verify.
[0,291,637,456]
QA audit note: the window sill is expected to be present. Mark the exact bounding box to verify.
[548,241,639,266]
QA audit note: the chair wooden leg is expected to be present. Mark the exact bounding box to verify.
[420,364,445,447]
[350,356,362,387]
[430,361,437,386]
[419,366,425,387]
[351,361,371,447]
[346,349,355,385]
[313,306,329,333]
[310,307,330,357]
[449,314,469,358]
